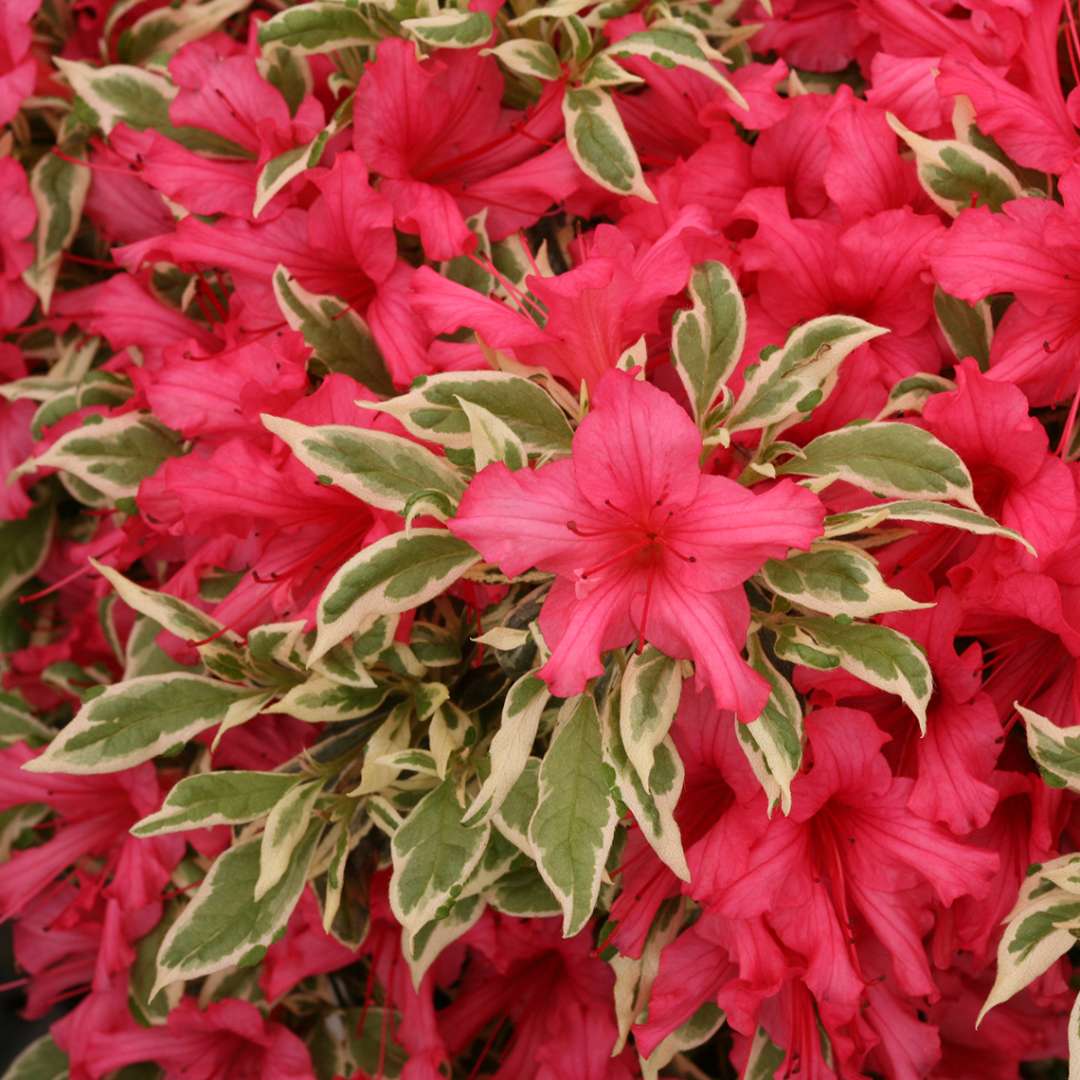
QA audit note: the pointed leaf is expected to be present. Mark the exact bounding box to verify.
[529,695,618,936]
[562,86,654,201]
[619,646,682,792]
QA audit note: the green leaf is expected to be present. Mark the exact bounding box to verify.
[602,696,688,880]
[402,10,492,46]
[729,315,888,433]
[671,261,745,425]
[54,59,250,157]
[273,266,394,396]
[263,415,465,513]
[878,372,955,419]
[23,149,90,312]
[256,778,324,900]
[619,646,682,792]
[605,27,746,105]
[493,756,540,853]
[738,634,804,815]
[1,1034,68,1080]
[25,674,272,774]
[0,498,55,607]
[483,39,561,80]
[132,771,302,836]
[778,617,932,731]
[463,672,549,826]
[362,371,572,453]
[253,123,333,218]
[529,695,618,936]
[776,422,979,510]
[17,414,180,504]
[257,2,381,53]
[562,86,654,201]
[1019,704,1080,792]
[0,691,52,746]
[978,880,1080,1024]
[268,675,389,723]
[118,0,251,64]
[92,559,243,649]
[741,1027,787,1080]
[640,1002,725,1080]
[314,529,478,660]
[822,498,1036,554]
[403,892,486,989]
[153,822,321,995]
[488,861,561,916]
[888,113,1023,216]
[761,543,930,619]
[934,288,992,369]
[390,779,490,934]
[455,396,528,471]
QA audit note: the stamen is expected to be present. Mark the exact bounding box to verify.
[565,519,610,538]
[580,538,652,579]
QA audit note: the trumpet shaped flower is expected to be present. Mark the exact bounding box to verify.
[449,371,824,717]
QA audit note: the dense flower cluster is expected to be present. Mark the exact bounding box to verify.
[4,0,1080,1077]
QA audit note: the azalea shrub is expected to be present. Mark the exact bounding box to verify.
[6,0,1080,1077]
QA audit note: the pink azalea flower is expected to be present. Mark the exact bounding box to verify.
[449,370,824,714]
[259,888,357,1001]
[0,155,37,333]
[736,189,945,434]
[412,209,708,391]
[0,0,40,125]
[708,708,998,1023]
[0,743,183,923]
[81,997,316,1080]
[930,173,1080,405]
[354,40,579,260]
[440,915,638,1080]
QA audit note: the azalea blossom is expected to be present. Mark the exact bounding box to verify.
[450,370,824,716]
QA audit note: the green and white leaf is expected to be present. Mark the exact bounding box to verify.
[390,779,490,935]
[619,646,682,792]
[602,697,688,881]
[529,695,618,936]
[0,691,52,746]
[1019,704,1080,792]
[776,422,979,510]
[16,414,180,503]
[273,266,394,396]
[23,149,90,312]
[132,771,302,836]
[978,884,1080,1024]
[0,499,55,606]
[877,372,956,419]
[729,316,888,433]
[314,529,478,660]
[934,288,992,368]
[776,617,932,731]
[351,707,412,796]
[740,1026,787,1080]
[640,1002,726,1080]
[822,498,1036,554]
[263,416,465,513]
[0,1034,68,1080]
[888,113,1023,216]
[119,0,251,64]
[257,2,381,53]
[483,39,561,80]
[253,122,333,218]
[605,27,746,106]
[562,86,654,202]
[255,779,324,900]
[493,756,540,854]
[361,371,573,452]
[402,9,492,46]
[671,261,745,426]
[739,634,804,815]
[152,822,321,996]
[456,396,528,471]
[25,674,272,774]
[403,892,486,989]
[761,543,930,619]
[463,673,549,826]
